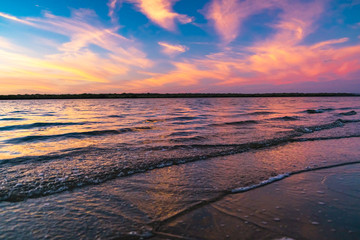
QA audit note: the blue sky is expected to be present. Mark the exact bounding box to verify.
[0,0,359,93]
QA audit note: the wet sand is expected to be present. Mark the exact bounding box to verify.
[154,163,360,240]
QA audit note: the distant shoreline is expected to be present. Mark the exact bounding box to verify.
[0,93,359,100]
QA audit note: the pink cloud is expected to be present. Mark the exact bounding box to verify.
[205,0,243,44]
[124,0,193,31]
[125,39,360,93]
[158,42,188,56]
[205,0,324,44]
[126,0,335,91]
[107,0,121,23]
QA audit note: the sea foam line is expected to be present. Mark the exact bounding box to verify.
[1,118,359,202]
[231,161,360,194]
[232,173,290,193]
[150,160,360,235]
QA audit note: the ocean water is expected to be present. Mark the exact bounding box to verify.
[0,97,360,239]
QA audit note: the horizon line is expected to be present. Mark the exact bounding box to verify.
[0,92,359,100]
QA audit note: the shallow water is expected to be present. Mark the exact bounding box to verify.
[156,163,360,240]
[0,97,360,238]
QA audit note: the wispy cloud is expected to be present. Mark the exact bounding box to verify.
[205,0,243,44]
[205,0,275,44]
[0,12,36,26]
[0,10,152,93]
[311,37,349,49]
[205,0,323,45]
[127,40,360,92]
[107,0,121,23]
[158,42,188,56]
[127,1,360,92]
[124,0,193,31]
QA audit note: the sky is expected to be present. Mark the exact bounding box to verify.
[0,0,359,94]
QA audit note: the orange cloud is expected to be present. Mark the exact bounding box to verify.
[125,0,193,31]
[0,10,153,93]
[245,40,360,85]
[125,0,336,90]
[125,39,360,93]
[126,4,360,91]
[158,42,188,56]
[311,38,349,49]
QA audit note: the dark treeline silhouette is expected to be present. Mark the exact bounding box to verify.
[0,93,359,100]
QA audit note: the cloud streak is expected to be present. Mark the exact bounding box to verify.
[108,0,121,23]
[158,42,188,56]
[0,12,36,26]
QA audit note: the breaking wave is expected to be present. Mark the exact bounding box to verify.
[5,126,152,144]
[0,122,87,131]
[1,117,359,202]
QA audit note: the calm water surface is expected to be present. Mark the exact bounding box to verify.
[0,97,359,239]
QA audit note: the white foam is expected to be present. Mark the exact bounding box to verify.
[232,173,290,193]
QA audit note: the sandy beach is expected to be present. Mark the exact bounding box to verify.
[155,163,360,240]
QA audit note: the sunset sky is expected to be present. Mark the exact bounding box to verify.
[0,0,359,94]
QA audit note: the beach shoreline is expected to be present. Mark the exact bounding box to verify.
[154,163,360,240]
[1,97,359,239]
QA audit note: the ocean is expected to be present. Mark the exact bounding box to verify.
[0,97,360,239]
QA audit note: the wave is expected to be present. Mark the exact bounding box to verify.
[338,110,357,116]
[1,134,298,201]
[292,134,360,142]
[271,116,299,121]
[144,118,166,123]
[169,136,206,143]
[0,118,357,202]
[107,115,126,118]
[295,119,346,133]
[232,161,360,193]
[339,107,356,110]
[9,110,30,114]
[0,117,26,121]
[0,146,109,166]
[232,173,290,193]
[4,126,152,144]
[140,116,203,124]
[305,108,334,114]
[210,120,259,127]
[170,116,204,121]
[0,122,86,131]
[149,161,360,231]
[247,111,276,115]
[168,131,197,137]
